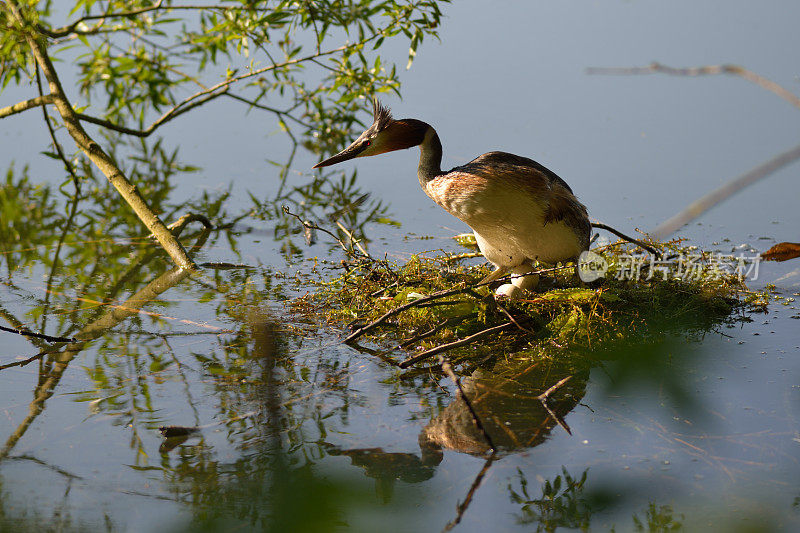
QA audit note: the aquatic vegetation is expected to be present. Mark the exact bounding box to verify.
[296,240,767,368]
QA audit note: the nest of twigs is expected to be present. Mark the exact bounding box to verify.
[295,239,768,369]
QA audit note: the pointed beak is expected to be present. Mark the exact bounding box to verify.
[312,141,368,169]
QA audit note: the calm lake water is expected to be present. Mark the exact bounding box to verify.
[2,1,799,531]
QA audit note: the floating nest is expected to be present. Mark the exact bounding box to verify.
[295,239,768,369]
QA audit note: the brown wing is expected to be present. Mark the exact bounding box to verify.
[449,152,591,247]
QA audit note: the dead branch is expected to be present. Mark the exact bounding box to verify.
[399,317,464,348]
[537,375,573,401]
[591,222,658,256]
[164,213,214,236]
[282,205,368,260]
[587,62,800,110]
[652,142,800,239]
[335,220,371,259]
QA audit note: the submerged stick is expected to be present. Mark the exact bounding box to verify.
[536,375,573,401]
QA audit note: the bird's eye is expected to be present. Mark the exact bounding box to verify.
[365,140,371,146]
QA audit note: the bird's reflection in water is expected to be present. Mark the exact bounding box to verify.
[323,439,443,502]
[421,365,587,455]
[324,362,587,500]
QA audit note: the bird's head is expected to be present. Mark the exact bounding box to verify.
[313,100,428,168]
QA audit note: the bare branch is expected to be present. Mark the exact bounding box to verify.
[587,62,800,110]
[652,142,800,239]
[591,222,658,256]
[75,89,228,137]
[0,94,54,119]
[588,62,800,238]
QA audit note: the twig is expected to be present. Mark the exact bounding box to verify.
[164,213,214,236]
[442,454,496,532]
[396,316,463,350]
[39,2,257,39]
[536,375,573,435]
[368,280,398,298]
[399,320,526,369]
[652,142,800,239]
[0,325,77,344]
[282,205,367,259]
[587,62,800,111]
[495,302,535,334]
[591,222,658,256]
[443,252,484,262]
[335,220,371,259]
[537,375,573,401]
[76,89,228,138]
[438,355,495,453]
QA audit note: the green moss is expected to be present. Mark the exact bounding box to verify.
[297,241,768,367]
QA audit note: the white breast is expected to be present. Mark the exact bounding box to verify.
[426,176,584,267]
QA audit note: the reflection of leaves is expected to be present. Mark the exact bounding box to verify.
[632,502,684,532]
[0,164,60,273]
[508,467,593,531]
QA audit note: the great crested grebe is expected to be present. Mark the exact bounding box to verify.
[313,100,591,297]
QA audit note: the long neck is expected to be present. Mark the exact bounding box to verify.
[417,125,443,187]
